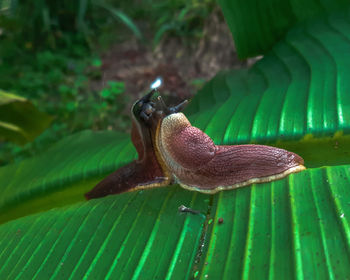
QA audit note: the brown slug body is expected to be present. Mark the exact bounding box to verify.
[85,91,305,199]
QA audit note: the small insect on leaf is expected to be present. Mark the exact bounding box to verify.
[178,205,201,215]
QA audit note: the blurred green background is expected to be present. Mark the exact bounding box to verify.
[0,0,243,166]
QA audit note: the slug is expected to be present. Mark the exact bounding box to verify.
[85,90,305,199]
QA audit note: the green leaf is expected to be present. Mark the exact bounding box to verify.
[198,166,350,279]
[100,81,125,99]
[219,0,350,58]
[0,130,136,224]
[0,188,208,279]
[0,90,53,145]
[91,57,102,68]
[77,0,89,31]
[93,2,143,40]
[153,23,176,46]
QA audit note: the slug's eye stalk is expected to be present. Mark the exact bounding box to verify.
[140,88,157,104]
[169,99,189,114]
[157,96,189,115]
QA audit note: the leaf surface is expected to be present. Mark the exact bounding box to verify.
[198,165,350,279]
[0,130,136,224]
[0,188,208,280]
[219,0,350,58]
[0,90,53,145]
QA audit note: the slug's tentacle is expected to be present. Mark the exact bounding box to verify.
[157,96,188,115]
[136,89,157,109]
[169,99,189,114]
[157,96,169,114]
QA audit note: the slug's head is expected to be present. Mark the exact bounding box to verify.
[132,89,157,125]
[131,90,189,125]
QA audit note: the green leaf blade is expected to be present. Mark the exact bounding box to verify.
[198,166,350,279]
[0,130,136,224]
[0,188,208,279]
[219,0,350,58]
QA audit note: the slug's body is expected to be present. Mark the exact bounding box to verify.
[158,113,305,193]
[85,91,305,199]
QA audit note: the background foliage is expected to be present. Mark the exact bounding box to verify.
[0,0,216,165]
